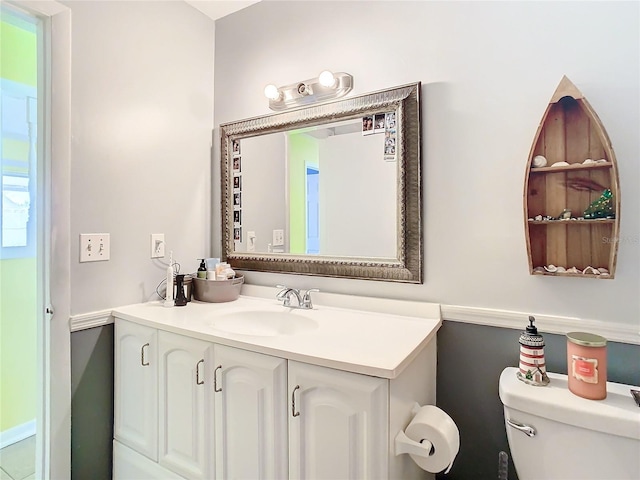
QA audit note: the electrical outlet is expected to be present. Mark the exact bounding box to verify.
[273,229,284,246]
[247,231,256,252]
[151,233,165,258]
[80,233,110,262]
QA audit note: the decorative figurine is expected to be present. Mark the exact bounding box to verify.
[558,209,572,219]
[584,189,615,219]
[517,316,550,386]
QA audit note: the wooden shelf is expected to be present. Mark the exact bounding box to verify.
[523,76,620,279]
[531,271,611,279]
[529,162,612,174]
[527,218,615,225]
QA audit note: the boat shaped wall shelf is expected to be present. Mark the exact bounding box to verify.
[524,76,620,279]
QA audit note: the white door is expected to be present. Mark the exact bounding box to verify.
[158,331,213,480]
[114,320,158,461]
[213,344,288,480]
[288,361,389,480]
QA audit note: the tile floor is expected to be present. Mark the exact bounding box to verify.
[0,436,35,480]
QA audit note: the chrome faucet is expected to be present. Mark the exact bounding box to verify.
[276,285,319,309]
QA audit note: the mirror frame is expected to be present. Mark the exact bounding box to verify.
[220,82,422,283]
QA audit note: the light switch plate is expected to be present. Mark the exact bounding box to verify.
[80,233,110,262]
[273,229,284,246]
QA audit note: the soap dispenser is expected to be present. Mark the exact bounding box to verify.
[516,316,550,386]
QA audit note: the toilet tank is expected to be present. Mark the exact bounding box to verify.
[499,367,640,480]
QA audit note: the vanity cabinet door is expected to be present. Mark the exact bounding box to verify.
[213,345,288,480]
[114,319,158,461]
[288,361,389,480]
[158,331,213,480]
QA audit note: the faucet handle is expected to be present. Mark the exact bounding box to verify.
[302,288,320,308]
[276,285,298,306]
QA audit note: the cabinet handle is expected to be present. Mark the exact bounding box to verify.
[291,385,300,417]
[196,359,205,385]
[214,365,222,392]
[141,343,150,366]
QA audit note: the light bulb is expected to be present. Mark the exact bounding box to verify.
[318,70,336,88]
[264,84,281,100]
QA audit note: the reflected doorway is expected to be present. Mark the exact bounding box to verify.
[305,166,319,254]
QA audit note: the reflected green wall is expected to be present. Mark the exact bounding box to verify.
[287,133,318,254]
[0,16,38,433]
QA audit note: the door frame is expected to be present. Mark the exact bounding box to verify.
[7,1,72,478]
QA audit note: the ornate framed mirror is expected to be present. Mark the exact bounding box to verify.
[220,82,422,283]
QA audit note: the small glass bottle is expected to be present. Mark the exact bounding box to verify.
[197,259,207,279]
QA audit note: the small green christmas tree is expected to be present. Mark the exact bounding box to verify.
[584,189,615,219]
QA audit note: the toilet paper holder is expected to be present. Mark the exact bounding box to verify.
[395,430,434,458]
[394,403,434,458]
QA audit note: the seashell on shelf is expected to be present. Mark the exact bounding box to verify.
[532,155,548,168]
[583,158,595,164]
[595,158,608,163]
[598,268,609,274]
[566,267,580,274]
[582,266,600,275]
[551,161,570,167]
[534,214,543,221]
[556,266,567,273]
[544,264,558,273]
[533,266,545,273]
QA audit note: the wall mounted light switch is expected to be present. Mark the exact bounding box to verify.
[273,229,284,246]
[80,233,110,262]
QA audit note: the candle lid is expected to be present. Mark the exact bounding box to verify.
[566,331,607,347]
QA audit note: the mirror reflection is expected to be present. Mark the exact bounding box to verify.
[232,115,398,258]
[220,82,422,283]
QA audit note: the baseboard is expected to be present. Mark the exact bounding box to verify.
[441,304,639,345]
[0,419,36,449]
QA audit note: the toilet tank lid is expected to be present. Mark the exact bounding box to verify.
[499,367,640,441]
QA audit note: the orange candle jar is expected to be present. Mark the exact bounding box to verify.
[566,332,607,400]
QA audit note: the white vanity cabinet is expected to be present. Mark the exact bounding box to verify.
[158,331,213,480]
[288,361,389,479]
[114,320,158,462]
[112,295,441,480]
[213,344,288,479]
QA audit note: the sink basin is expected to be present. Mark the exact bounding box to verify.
[210,309,319,337]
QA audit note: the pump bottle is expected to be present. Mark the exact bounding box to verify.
[516,316,549,386]
[197,259,207,279]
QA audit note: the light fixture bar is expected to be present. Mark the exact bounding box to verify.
[266,71,353,111]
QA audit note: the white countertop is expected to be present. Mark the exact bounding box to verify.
[112,292,441,379]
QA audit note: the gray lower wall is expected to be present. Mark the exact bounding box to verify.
[70,325,114,480]
[69,321,639,480]
[435,320,640,480]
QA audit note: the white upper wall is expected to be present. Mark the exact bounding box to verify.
[213,1,639,328]
[67,1,215,313]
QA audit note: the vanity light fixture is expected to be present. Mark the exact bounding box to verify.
[263,70,353,111]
